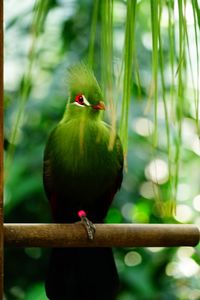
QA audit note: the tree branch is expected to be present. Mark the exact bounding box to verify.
[4,223,200,248]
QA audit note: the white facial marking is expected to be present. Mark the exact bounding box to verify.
[73,94,90,108]
[83,95,90,106]
[74,102,85,108]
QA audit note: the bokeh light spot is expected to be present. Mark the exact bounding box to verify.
[178,258,200,277]
[25,248,42,259]
[193,194,200,212]
[142,33,152,50]
[166,258,199,278]
[145,159,169,184]
[191,136,200,156]
[121,203,134,221]
[10,286,25,298]
[132,117,154,137]
[105,207,122,223]
[177,247,195,259]
[175,205,193,223]
[147,247,164,253]
[165,262,178,277]
[124,251,142,267]
[139,181,157,199]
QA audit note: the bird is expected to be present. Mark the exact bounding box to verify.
[43,63,123,300]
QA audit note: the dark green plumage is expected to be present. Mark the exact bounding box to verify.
[43,64,123,300]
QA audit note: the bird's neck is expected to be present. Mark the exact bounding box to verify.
[61,104,102,124]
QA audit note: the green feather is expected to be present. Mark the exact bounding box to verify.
[67,63,102,106]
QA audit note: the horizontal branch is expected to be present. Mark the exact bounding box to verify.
[4,223,200,248]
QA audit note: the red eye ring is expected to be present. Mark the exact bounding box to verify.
[75,94,84,105]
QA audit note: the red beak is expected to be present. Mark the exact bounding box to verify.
[92,101,106,111]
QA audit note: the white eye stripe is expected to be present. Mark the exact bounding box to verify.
[73,102,86,108]
[73,94,90,108]
[83,95,90,106]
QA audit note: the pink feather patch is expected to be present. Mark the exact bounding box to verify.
[78,210,86,218]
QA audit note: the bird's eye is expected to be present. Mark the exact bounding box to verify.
[75,94,84,105]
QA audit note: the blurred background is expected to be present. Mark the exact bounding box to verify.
[4,0,200,299]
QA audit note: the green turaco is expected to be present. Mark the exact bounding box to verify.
[43,64,124,300]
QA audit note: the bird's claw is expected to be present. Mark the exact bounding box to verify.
[80,216,96,240]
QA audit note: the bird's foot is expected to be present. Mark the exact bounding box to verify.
[77,210,96,240]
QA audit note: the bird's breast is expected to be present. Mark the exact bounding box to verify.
[47,119,120,200]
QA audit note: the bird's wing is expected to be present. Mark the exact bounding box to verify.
[43,128,56,201]
[43,136,60,220]
[89,134,124,222]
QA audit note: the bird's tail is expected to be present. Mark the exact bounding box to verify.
[45,247,120,300]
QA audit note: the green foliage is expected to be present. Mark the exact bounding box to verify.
[119,0,137,155]
[150,0,159,148]
[4,0,200,299]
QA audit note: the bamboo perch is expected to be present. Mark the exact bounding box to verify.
[4,223,200,248]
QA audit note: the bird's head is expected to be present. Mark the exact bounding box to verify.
[66,64,105,118]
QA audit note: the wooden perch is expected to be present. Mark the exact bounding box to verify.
[4,223,200,248]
